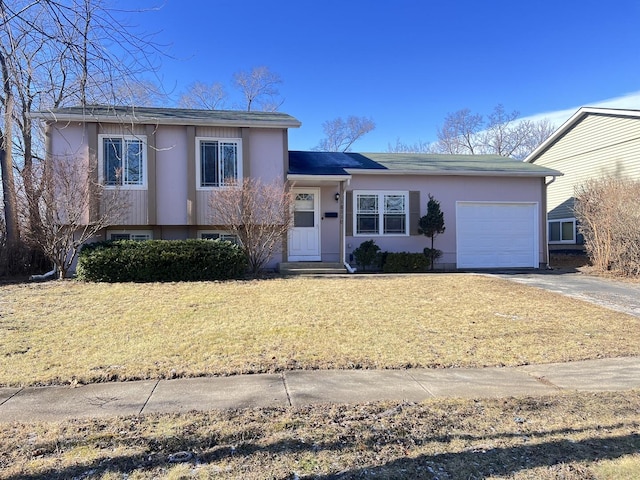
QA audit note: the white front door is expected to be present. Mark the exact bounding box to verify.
[288,188,321,261]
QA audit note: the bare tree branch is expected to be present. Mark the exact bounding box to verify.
[178,81,227,110]
[208,178,293,274]
[315,115,375,152]
[233,66,283,112]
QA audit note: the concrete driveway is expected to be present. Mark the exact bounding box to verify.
[492,271,640,317]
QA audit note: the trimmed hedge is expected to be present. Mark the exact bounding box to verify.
[382,252,430,273]
[76,239,247,282]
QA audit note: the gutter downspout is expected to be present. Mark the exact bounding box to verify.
[340,180,356,273]
[544,176,557,270]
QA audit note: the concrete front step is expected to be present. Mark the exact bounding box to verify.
[279,262,347,275]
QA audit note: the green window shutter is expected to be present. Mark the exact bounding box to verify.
[345,191,353,236]
[409,191,420,235]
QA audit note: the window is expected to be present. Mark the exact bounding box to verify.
[199,231,240,245]
[355,191,408,236]
[99,135,146,187]
[548,218,576,243]
[107,230,152,241]
[196,138,242,188]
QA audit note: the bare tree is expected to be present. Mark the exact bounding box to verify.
[209,178,293,274]
[574,177,640,276]
[0,0,164,274]
[178,81,227,110]
[233,66,283,112]
[433,105,555,159]
[27,154,128,279]
[315,115,375,152]
[436,108,483,154]
[387,137,433,153]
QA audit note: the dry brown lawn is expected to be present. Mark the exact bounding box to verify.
[0,274,638,387]
[0,391,638,479]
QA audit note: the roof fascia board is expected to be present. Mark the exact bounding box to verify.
[287,174,352,182]
[30,111,302,129]
[344,168,562,178]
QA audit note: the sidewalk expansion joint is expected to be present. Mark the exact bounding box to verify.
[0,387,23,407]
[531,375,563,391]
[281,372,292,406]
[138,380,160,415]
[406,372,436,398]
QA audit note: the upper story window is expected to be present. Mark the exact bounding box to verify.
[196,137,242,188]
[354,191,408,236]
[99,135,146,188]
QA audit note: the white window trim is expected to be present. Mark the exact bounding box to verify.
[106,230,153,241]
[353,190,409,237]
[548,217,576,244]
[98,134,147,189]
[195,137,243,190]
[198,230,240,244]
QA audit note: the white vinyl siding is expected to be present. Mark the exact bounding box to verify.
[532,114,640,220]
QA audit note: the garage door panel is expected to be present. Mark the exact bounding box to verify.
[456,202,538,269]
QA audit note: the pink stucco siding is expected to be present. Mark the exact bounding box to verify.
[156,125,188,225]
[345,175,545,267]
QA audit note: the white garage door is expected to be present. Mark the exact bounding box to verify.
[456,202,539,268]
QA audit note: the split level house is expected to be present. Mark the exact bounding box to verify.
[526,107,640,251]
[33,105,561,272]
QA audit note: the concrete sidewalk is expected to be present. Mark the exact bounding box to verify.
[1,357,639,423]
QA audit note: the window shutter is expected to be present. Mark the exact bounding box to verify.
[345,191,353,236]
[409,191,420,235]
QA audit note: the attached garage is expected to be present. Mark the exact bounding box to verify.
[456,202,539,268]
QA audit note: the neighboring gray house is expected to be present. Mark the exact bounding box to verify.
[35,105,561,271]
[525,107,640,250]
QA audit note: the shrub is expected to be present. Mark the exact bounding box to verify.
[575,177,640,276]
[76,239,247,282]
[382,252,430,273]
[353,240,381,271]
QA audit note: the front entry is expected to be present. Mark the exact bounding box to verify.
[288,188,321,261]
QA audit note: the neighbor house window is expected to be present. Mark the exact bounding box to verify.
[99,135,146,187]
[199,231,240,245]
[354,191,408,236]
[548,218,576,243]
[107,230,152,241]
[196,138,242,188]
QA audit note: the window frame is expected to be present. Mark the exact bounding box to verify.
[106,230,153,241]
[548,217,576,244]
[198,230,240,245]
[195,137,243,189]
[353,190,409,237]
[98,134,147,189]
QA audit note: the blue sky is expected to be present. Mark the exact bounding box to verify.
[122,0,640,151]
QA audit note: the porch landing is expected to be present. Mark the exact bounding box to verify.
[279,262,348,275]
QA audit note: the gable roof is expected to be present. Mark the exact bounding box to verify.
[289,151,561,178]
[525,107,640,163]
[31,105,302,128]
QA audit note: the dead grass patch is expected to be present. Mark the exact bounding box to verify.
[0,275,638,387]
[0,390,638,479]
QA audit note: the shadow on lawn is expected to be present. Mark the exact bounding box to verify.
[6,424,639,480]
